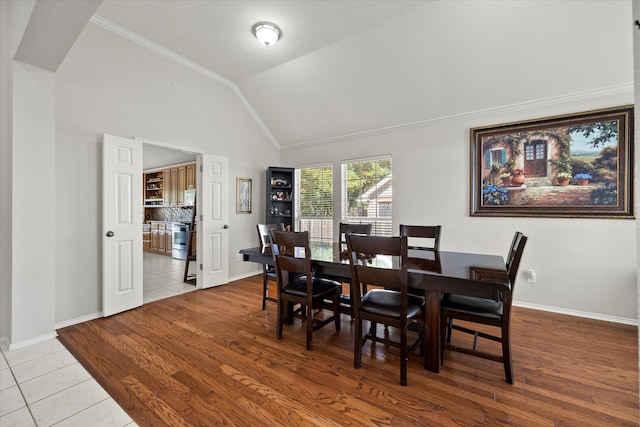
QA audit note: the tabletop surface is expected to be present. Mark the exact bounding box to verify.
[240,241,508,285]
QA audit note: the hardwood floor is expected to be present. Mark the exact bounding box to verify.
[57,275,639,426]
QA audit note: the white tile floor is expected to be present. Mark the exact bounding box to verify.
[143,251,197,303]
[0,340,135,426]
[0,252,196,426]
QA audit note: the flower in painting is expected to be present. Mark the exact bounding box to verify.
[483,184,508,205]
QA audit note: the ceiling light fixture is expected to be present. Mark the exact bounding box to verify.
[252,22,280,47]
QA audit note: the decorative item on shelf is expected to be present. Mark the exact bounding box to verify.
[574,173,592,186]
[499,172,512,187]
[511,168,525,185]
[556,172,572,186]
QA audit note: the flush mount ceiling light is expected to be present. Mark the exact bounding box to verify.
[252,22,280,47]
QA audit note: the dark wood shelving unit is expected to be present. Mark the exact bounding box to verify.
[266,166,295,230]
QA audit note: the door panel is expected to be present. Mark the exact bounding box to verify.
[198,154,229,288]
[103,134,143,316]
[524,140,547,177]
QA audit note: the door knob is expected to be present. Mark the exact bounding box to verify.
[223,225,229,229]
[106,231,115,237]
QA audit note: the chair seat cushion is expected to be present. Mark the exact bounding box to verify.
[441,294,503,319]
[361,289,424,319]
[283,276,342,298]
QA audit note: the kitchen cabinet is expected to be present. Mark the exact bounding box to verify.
[163,168,172,206]
[186,163,196,189]
[143,224,151,250]
[149,222,172,255]
[145,162,196,207]
[144,171,164,206]
[177,166,186,205]
[266,167,295,230]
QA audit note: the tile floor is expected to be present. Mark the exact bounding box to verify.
[0,251,196,426]
[0,340,135,426]
[143,251,197,303]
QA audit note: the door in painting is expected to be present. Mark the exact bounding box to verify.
[524,140,547,177]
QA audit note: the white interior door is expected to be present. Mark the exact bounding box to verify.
[102,134,143,316]
[198,153,229,288]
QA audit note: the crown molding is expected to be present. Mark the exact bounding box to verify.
[282,83,633,151]
[89,15,281,151]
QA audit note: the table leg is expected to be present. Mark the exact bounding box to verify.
[424,290,440,372]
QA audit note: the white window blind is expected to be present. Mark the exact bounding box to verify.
[295,165,333,241]
[341,157,392,236]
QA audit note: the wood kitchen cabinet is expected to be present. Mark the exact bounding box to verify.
[186,163,196,189]
[148,222,172,255]
[163,168,172,206]
[177,166,186,205]
[145,162,196,207]
[144,171,164,206]
[164,231,173,255]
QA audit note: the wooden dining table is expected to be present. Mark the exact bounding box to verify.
[239,241,509,373]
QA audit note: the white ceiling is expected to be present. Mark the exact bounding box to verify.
[20,1,630,150]
[94,0,431,148]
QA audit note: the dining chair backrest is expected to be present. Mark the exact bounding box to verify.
[399,224,441,251]
[400,225,442,274]
[339,223,373,249]
[505,232,527,297]
[257,223,284,250]
[347,235,405,300]
[270,230,312,278]
[505,231,523,273]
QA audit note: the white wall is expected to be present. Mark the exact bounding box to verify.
[53,22,279,325]
[282,89,637,322]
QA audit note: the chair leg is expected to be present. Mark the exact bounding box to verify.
[439,313,448,363]
[354,318,363,368]
[400,322,407,386]
[306,302,313,351]
[502,324,514,384]
[369,322,377,340]
[276,299,284,340]
[333,292,341,332]
[262,271,268,311]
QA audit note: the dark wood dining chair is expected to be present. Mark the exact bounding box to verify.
[339,222,372,251]
[256,223,284,310]
[400,224,442,274]
[440,231,528,384]
[346,234,425,386]
[270,230,342,350]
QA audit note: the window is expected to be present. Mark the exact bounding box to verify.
[341,157,392,236]
[295,165,333,241]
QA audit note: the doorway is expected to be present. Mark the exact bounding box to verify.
[103,133,229,316]
[142,143,198,303]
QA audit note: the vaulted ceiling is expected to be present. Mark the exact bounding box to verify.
[16,1,633,150]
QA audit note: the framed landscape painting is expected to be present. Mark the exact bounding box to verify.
[470,105,634,218]
[236,177,252,214]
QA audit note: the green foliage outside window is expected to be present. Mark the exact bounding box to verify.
[299,166,332,217]
[345,159,391,217]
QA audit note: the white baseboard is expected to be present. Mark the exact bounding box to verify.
[4,331,59,351]
[514,301,638,326]
[228,269,263,284]
[55,312,103,330]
